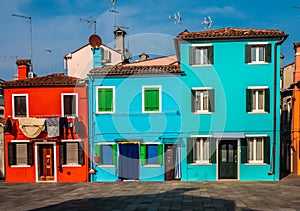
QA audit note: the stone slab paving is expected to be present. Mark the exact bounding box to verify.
[0,175,299,211]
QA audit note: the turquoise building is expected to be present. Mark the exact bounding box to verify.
[88,28,288,181]
[175,28,288,181]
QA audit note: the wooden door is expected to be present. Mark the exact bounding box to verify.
[39,145,54,181]
[165,144,175,180]
[218,140,237,179]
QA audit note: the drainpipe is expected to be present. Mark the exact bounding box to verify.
[269,36,287,177]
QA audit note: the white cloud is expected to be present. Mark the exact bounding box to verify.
[194,6,247,19]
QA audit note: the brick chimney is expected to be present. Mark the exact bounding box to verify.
[294,42,300,83]
[16,59,31,80]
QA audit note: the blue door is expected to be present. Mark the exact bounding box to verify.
[118,143,139,180]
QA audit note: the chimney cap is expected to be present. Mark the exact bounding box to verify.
[294,42,300,49]
[139,52,149,58]
[114,28,127,36]
[16,59,31,66]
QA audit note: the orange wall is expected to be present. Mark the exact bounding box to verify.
[4,85,89,182]
[292,86,300,175]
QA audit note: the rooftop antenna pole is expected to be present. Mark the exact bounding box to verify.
[109,0,118,29]
[46,50,52,74]
[12,14,33,72]
[80,17,96,34]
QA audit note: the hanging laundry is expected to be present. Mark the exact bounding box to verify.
[4,117,12,133]
[59,117,68,139]
[18,118,45,138]
[46,117,60,137]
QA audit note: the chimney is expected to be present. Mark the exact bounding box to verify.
[92,48,102,68]
[114,28,127,57]
[139,52,149,61]
[294,42,300,83]
[16,59,31,80]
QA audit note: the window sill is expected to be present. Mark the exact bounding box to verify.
[95,112,115,115]
[247,62,268,65]
[142,111,162,114]
[142,164,162,168]
[193,111,212,114]
[11,165,31,168]
[62,164,82,167]
[191,64,213,67]
[245,162,267,166]
[247,111,268,114]
[189,163,212,166]
[97,164,115,168]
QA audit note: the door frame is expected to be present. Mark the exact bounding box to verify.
[35,142,57,182]
[216,139,240,180]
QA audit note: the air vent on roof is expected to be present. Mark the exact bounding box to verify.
[28,72,34,78]
[103,50,111,62]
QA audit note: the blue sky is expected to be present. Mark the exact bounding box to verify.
[1,0,300,80]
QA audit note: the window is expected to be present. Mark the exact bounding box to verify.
[241,136,270,164]
[192,88,214,113]
[142,86,161,113]
[140,144,163,165]
[8,142,33,166]
[12,94,28,118]
[189,45,214,65]
[187,137,216,164]
[246,87,270,113]
[59,141,85,166]
[96,86,115,113]
[62,93,78,117]
[94,144,117,165]
[245,44,271,63]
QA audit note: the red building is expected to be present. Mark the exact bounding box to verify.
[3,60,89,182]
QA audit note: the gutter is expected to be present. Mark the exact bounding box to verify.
[268,34,288,176]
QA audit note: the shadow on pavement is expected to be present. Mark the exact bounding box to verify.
[30,187,252,211]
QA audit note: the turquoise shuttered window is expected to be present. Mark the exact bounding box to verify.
[94,144,117,165]
[97,88,113,112]
[241,137,270,164]
[144,87,160,112]
[189,46,214,65]
[246,88,270,113]
[245,44,271,63]
[140,144,163,165]
[187,137,215,164]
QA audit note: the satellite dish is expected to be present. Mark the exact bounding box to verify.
[89,34,102,48]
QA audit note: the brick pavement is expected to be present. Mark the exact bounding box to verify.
[0,175,299,211]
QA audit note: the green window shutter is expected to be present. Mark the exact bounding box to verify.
[140,144,147,165]
[94,144,101,164]
[27,143,34,165]
[208,46,214,64]
[157,144,163,165]
[209,138,216,163]
[264,88,270,113]
[265,44,272,63]
[187,138,194,164]
[264,137,270,164]
[59,142,66,165]
[191,90,195,112]
[144,88,159,111]
[8,142,16,165]
[241,138,248,163]
[98,88,113,112]
[245,45,251,63]
[246,89,252,112]
[189,46,194,65]
[208,89,215,112]
[112,144,117,165]
[78,142,85,165]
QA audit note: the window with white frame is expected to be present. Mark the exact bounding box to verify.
[140,144,163,165]
[12,94,28,118]
[142,86,161,113]
[59,141,85,166]
[187,137,216,164]
[245,44,271,63]
[246,87,270,113]
[8,141,33,166]
[62,93,78,117]
[94,144,117,165]
[96,86,115,113]
[248,137,263,163]
[189,45,214,65]
[192,88,214,113]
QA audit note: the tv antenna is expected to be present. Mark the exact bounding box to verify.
[80,17,96,34]
[169,12,182,25]
[201,16,212,29]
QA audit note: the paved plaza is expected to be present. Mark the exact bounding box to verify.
[0,175,300,211]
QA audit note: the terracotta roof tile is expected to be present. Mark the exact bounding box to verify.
[89,65,182,76]
[177,28,287,40]
[123,55,178,66]
[3,73,84,88]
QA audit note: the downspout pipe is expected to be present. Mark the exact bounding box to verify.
[269,35,288,177]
